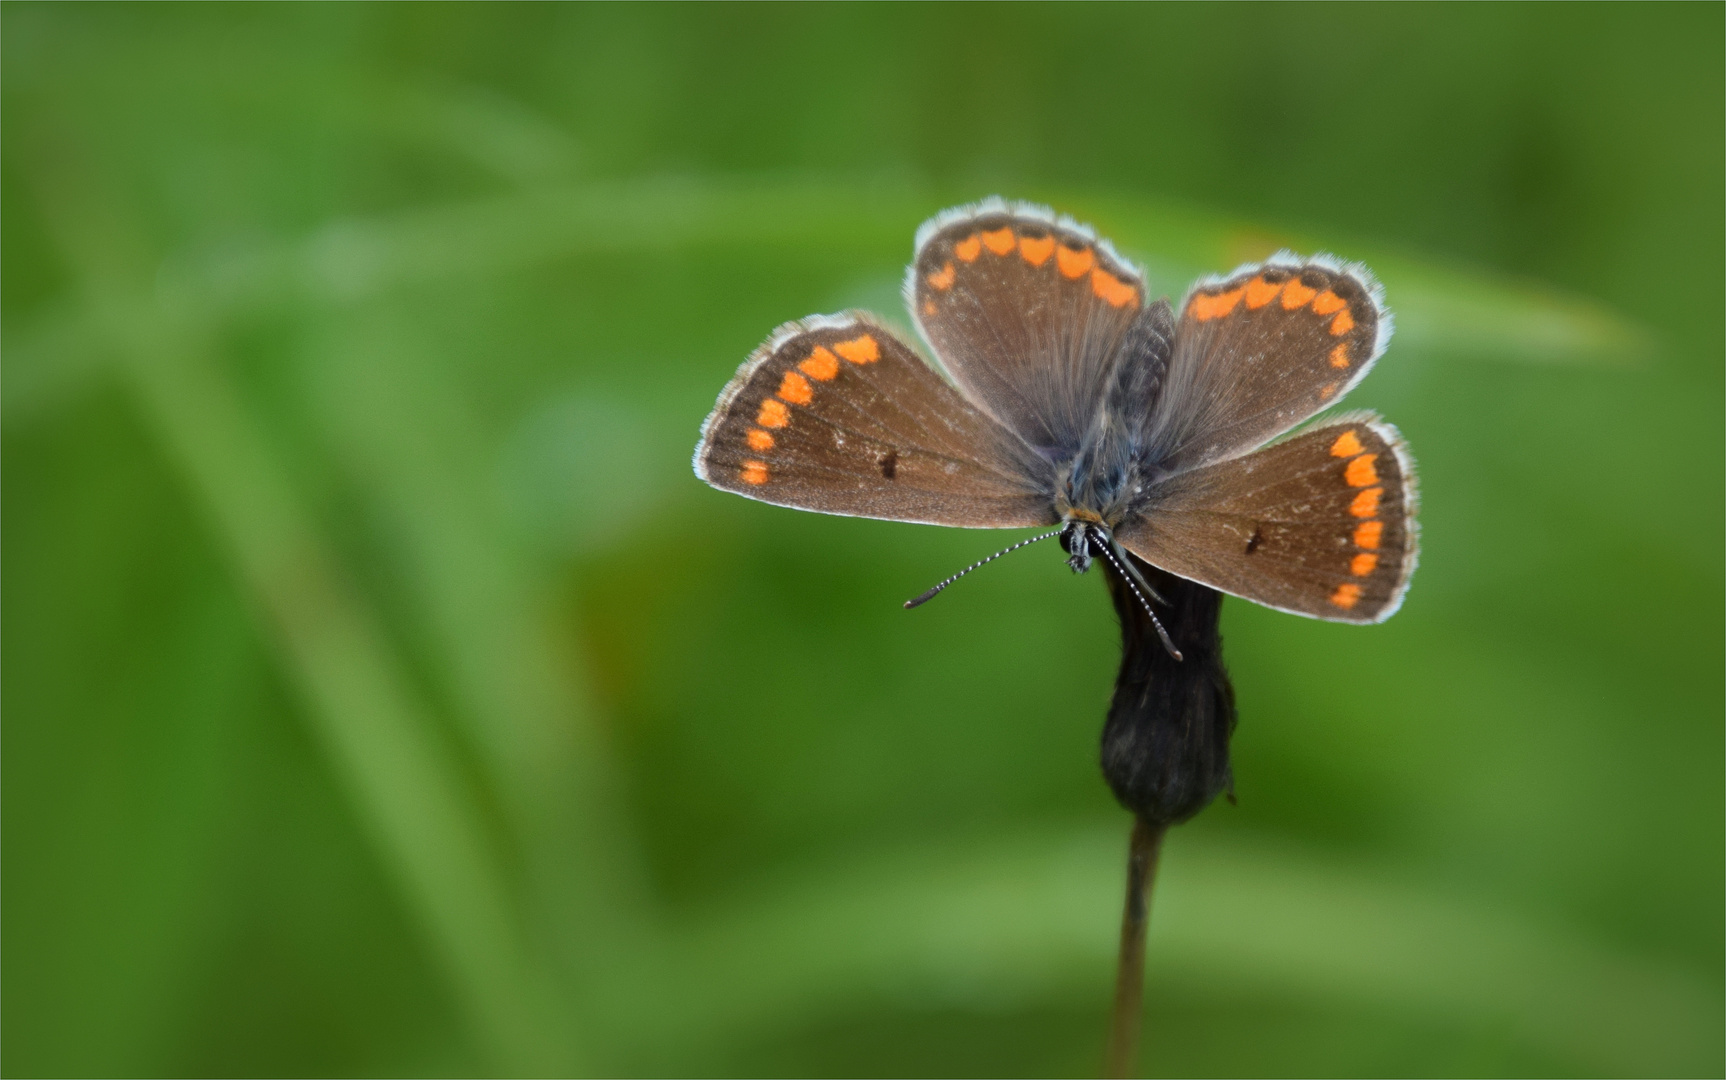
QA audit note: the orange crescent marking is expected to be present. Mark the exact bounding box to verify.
[1330,308,1356,336]
[982,227,1016,255]
[1349,486,1383,518]
[1350,553,1380,576]
[1056,245,1094,279]
[834,335,879,364]
[926,262,956,291]
[1319,381,1339,400]
[745,428,774,451]
[1345,454,1380,487]
[1311,290,1347,315]
[1329,430,1364,457]
[741,460,770,485]
[777,370,813,405]
[1189,287,1245,321]
[799,346,840,381]
[756,398,789,428]
[954,234,982,262]
[1330,583,1362,609]
[1353,520,1383,549]
[1329,343,1351,368]
[1090,268,1138,308]
[1019,234,1054,266]
[1281,279,1318,309]
[1244,276,1281,309]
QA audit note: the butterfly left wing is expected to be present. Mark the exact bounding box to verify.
[695,313,1056,528]
[1140,254,1392,474]
[1116,417,1418,623]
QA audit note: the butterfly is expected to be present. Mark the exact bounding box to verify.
[693,198,1419,645]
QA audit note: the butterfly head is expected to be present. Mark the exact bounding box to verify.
[1058,514,1104,575]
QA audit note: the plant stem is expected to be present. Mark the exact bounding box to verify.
[1105,815,1168,1079]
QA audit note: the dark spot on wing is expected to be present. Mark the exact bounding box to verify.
[879,450,898,480]
[1245,526,1262,555]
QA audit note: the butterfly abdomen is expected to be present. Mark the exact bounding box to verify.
[1099,553,1237,824]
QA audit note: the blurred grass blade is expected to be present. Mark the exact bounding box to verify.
[24,140,577,1074]
[304,306,652,979]
[153,176,1648,367]
[15,177,1651,428]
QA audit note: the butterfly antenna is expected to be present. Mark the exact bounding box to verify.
[1092,537,1183,662]
[904,529,1063,609]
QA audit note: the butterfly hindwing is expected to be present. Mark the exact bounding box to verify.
[1141,255,1391,474]
[695,314,1055,528]
[910,198,1147,458]
[1116,417,1418,623]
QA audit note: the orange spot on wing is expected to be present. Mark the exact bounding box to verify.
[1330,583,1362,609]
[834,335,879,364]
[1244,276,1281,309]
[1281,279,1317,309]
[756,398,789,428]
[777,370,813,405]
[1354,520,1383,549]
[1189,287,1246,321]
[1057,245,1094,279]
[1345,453,1380,487]
[954,234,981,262]
[923,298,937,316]
[1329,343,1350,368]
[1091,268,1138,308]
[1319,381,1339,400]
[1330,308,1356,335]
[741,460,769,485]
[1329,430,1364,457]
[1019,234,1054,266]
[1349,486,1383,518]
[1311,290,1347,315]
[1350,553,1379,576]
[745,428,774,451]
[982,227,1016,255]
[926,262,956,290]
[799,346,840,381]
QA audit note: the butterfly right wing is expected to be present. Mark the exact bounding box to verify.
[695,313,1056,528]
[1140,254,1392,474]
[1116,417,1418,623]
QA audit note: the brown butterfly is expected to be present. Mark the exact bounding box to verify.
[694,198,1418,648]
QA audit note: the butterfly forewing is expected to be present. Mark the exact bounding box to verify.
[910,199,1147,458]
[1143,256,1390,474]
[1117,418,1417,623]
[696,314,1055,528]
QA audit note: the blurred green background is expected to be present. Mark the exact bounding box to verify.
[4,3,1721,1077]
